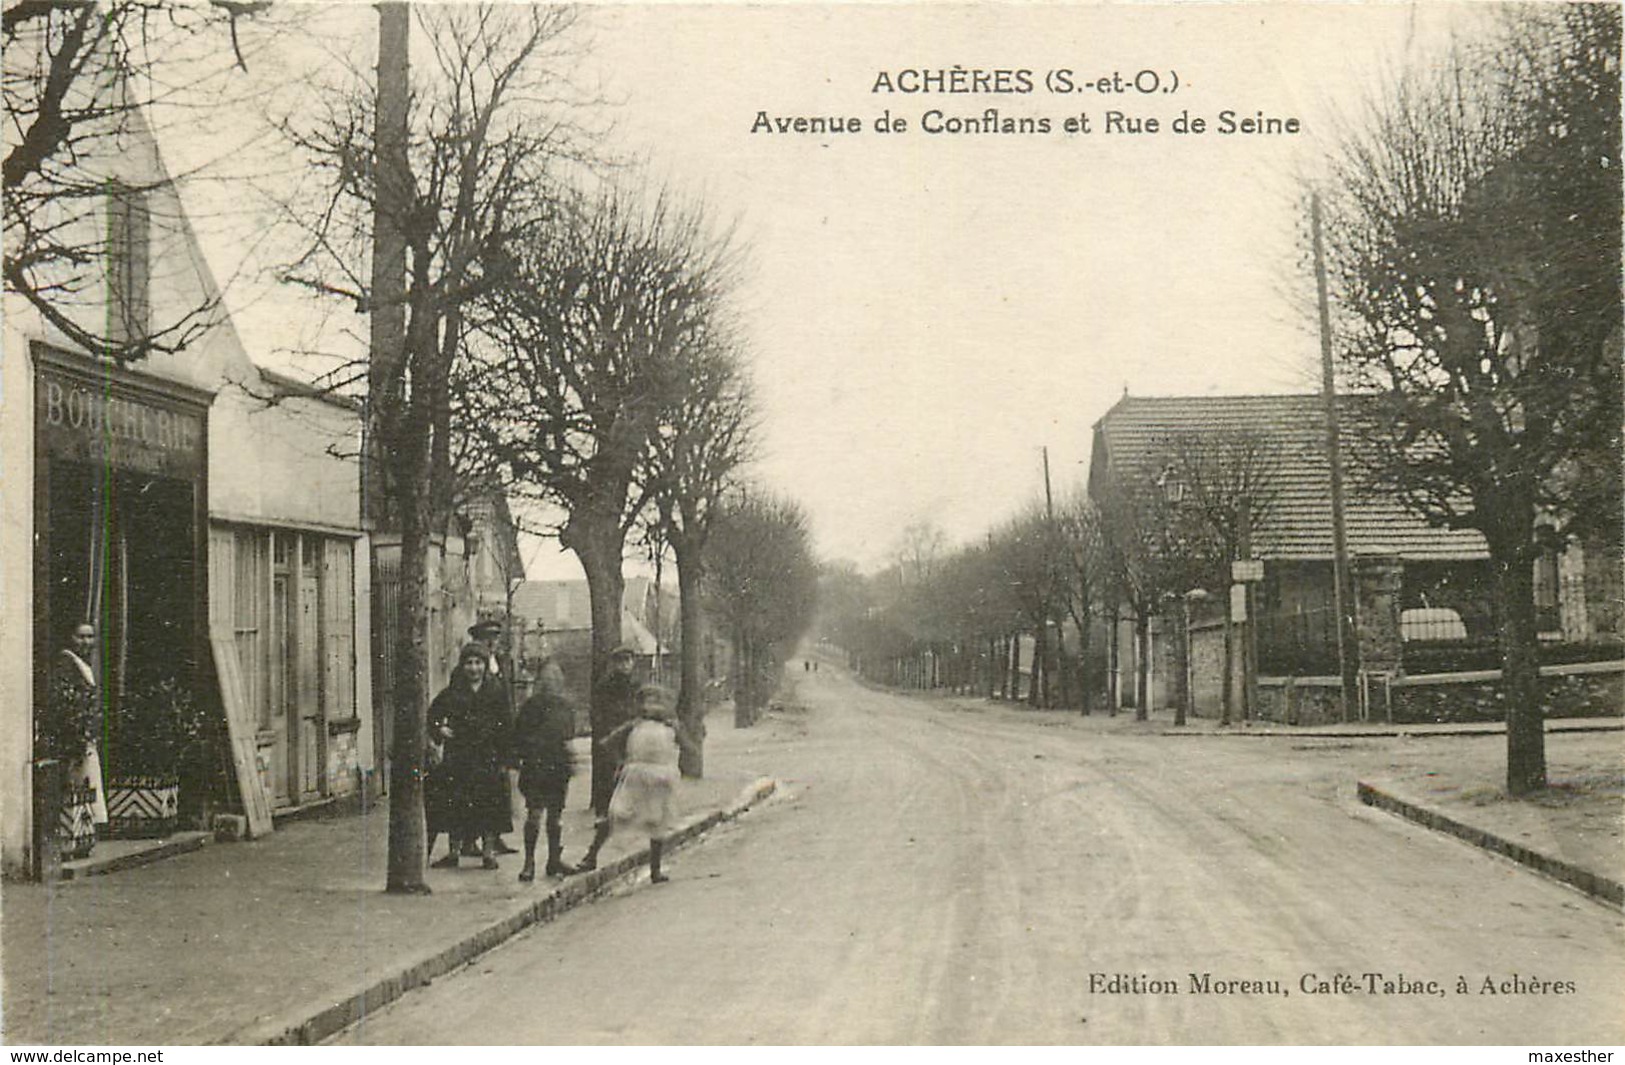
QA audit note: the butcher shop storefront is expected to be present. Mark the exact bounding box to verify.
[31,345,213,871]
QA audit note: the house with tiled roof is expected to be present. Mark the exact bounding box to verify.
[510,579,664,658]
[507,575,704,722]
[1091,394,1491,562]
[1089,393,1622,723]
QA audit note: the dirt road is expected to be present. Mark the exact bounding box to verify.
[333,667,1623,1044]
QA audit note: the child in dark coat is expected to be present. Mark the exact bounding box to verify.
[513,662,578,882]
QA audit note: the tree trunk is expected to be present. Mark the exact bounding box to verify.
[672,534,706,778]
[1172,600,1188,727]
[563,509,627,703]
[1493,532,1545,795]
[733,627,751,727]
[1074,605,1092,716]
[1028,625,1044,707]
[381,236,441,893]
[1134,609,1150,722]
[1053,614,1070,710]
[384,432,431,895]
[986,636,997,698]
[1107,608,1120,716]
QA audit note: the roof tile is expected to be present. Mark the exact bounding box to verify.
[1091,393,1488,562]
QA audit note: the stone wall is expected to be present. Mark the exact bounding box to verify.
[1256,665,1624,725]
[1390,665,1624,724]
[1256,679,1346,726]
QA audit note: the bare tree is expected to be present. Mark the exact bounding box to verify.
[706,492,819,727]
[1151,428,1281,592]
[1095,470,1187,721]
[641,344,756,776]
[475,186,733,725]
[893,520,947,586]
[1056,492,1106,713]
[1315,4,1621,794]
[3,0,275,359]
[279,3,586,893]
[988,506,1066,708]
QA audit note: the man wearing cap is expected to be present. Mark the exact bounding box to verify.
[465,618,518,856]
[576,642,639,871]
[467,619,514,703]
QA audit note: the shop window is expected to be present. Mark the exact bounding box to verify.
[106,185,150,346]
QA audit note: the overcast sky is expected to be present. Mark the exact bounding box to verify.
[564,2,1475,576]
[195,2,1477,579]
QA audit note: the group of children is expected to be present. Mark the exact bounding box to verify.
[512,665,689,885]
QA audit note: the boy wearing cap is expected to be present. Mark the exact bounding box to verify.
[576,643,639,871]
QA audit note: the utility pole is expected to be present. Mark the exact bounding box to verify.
[368,2,409,530]
[372,1,429,896]
[1313,193,1360,721]
[1042,445,1055,519]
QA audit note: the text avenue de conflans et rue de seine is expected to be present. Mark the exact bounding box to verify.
[750,67,1303,138]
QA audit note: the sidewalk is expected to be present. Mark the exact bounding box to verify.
[923,687,1622,739]
[1,704,793,1046]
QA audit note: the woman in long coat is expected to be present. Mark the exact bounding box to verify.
[428,644,511,869]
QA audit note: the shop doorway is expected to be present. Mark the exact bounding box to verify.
[31,347,213,871]
[267,534,327,806]
[41,460,199,778]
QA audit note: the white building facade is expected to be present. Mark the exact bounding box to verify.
[2,94,374,878]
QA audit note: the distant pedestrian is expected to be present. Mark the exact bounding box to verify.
[512,661,577,882]
[428,644,511,870]
[576,643,640,871]
[602,684,689,884]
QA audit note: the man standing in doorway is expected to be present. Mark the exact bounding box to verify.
[576,644,639,871]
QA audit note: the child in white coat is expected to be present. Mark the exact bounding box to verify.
[602,684,690,883]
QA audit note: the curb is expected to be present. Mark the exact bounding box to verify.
[59,832,212,880]
[1158,722,1624,739]
[236,777,778,1046]
[1356,780,1624,909]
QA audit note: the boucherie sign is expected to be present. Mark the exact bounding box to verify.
[35,358,207,480]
